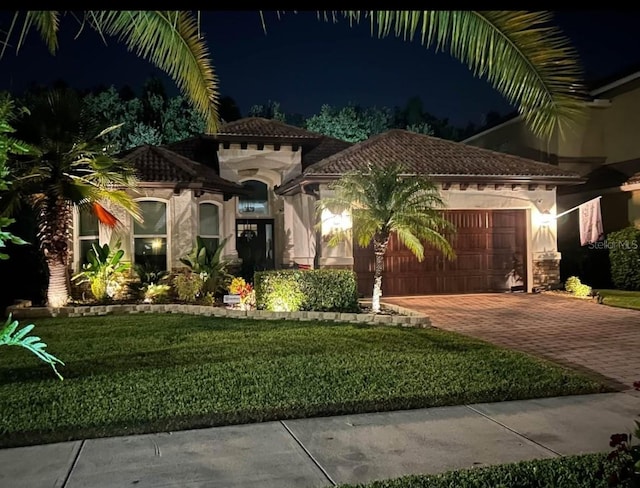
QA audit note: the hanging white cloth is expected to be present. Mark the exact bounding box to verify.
[578,197,604,246]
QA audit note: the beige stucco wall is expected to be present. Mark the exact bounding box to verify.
[466,84,640,170]
[73,188,225,272]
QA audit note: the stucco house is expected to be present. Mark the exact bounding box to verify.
[72,117,581,297]
[463,65,640,285]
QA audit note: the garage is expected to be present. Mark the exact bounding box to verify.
[354,209,527,296]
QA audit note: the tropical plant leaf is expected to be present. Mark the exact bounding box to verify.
[0,314,64,380]
[90,11,220,133]
[334,10,587,140]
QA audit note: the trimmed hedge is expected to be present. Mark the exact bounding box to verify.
[608,226,640,291]
[338,452,610,488]
[254,269,359,312]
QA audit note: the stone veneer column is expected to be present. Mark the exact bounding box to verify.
[532,253,561,289]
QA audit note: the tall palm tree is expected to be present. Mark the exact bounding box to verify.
[317,163,455,313]
[1,11,585,139]
[1,88,141,307]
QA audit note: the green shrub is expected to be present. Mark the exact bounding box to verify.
[254,270,305,311]
[608,226,640,291]
[254,269,359,312]
[565,276,592,297]
[71,240,129,301]
[565,275,581,293]
[173,271,205,303]
[142,283,171,303]
[180,236,232,295]
[338,453,609,488]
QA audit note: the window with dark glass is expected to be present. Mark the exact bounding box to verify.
[78,207,99,266]
[133,201,168,271]
[238,180,269,215]
[199,202,220,253]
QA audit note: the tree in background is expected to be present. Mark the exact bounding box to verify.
[81,79,207,151]
[248,100,286,122]
[304,104,393,142]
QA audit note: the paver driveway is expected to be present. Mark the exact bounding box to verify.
[384,293,640,391]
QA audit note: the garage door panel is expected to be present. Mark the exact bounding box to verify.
[354,210,527,296]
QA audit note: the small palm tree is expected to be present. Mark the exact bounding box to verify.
[1,88,141,307]
[318,163,455,313]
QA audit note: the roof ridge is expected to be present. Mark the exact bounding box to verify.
[151,146,199,178]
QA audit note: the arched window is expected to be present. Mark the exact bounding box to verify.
[238,180,269,215]
[77,207,99,267]
[133,200,168,271]
[199,202,220,253]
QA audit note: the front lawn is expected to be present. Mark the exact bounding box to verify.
[596,289,640,311]
[0,314,607,448]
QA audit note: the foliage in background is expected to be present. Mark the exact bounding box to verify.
[179,236,232,295]
[82,81,206,152]
[248,100,287,122]
[607,227,640,291]
[72,240,130,301]
[254,269,359,312]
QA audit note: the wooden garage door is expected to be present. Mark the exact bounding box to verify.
[354,210,527,296]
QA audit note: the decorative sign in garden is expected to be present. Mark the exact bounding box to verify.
[223,294,242,304]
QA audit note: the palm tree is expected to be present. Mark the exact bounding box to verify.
[1,11,584,139]
[317,163,455,313]
[1,88,140,307]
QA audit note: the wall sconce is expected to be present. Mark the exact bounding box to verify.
[536,211,554,228]
[321,208,352,235]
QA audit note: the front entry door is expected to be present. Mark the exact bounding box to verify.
[236,219,275,282]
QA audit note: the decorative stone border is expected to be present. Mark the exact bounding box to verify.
[5,301,431,328]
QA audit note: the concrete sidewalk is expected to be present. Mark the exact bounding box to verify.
[2,392,639,488]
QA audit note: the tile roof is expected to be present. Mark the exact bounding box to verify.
[121,145,247,195]
[217,117,322,139]
[302,136,353,169]
[303,129,581,179]
[625,171,640,185]
[276,129,583,195]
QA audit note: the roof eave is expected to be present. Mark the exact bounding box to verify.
[276,173,584,196]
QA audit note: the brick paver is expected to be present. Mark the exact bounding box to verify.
[384,293,640,391]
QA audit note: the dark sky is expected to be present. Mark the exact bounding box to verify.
[1,10,639,128]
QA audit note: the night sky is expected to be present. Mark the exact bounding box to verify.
[1,10,639,128]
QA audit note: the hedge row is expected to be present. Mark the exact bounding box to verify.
[254,269,359,312]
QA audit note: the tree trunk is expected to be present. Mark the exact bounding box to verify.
[36,194,72,307]
[372,235,389,314]
[47,261,69,308]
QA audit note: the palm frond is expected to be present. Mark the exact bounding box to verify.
[338,11,587,139]
[23,11,61,55]
[394,227,424,261]
[91,11,220,133]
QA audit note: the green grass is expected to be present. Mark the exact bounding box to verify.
[337,453,611,487]
[0,314,607,448]
[596,289,640,311]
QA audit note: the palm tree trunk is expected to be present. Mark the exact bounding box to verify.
[36,194,72,307]
[47,261,69,307]
[372,235,389,314]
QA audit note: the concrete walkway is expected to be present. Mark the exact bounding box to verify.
[384,293,640,391]
[2,392,639,488]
